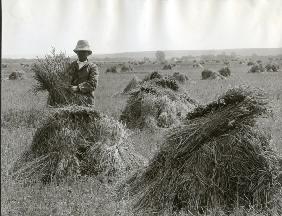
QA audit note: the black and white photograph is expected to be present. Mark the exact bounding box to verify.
[1,0,282,215]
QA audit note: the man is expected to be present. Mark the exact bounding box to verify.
[68,40,99,106]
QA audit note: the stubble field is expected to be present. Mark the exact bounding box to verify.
[1,59,282,215]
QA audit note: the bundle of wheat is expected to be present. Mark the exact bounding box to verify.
[8,70,25,80]
[11,106,146,185]
[202,69,225,80]
[120,72,198,130]
[172,72,189,84]
[218,67,231,77]
[123,86,281,214]
[223,61,230,66]
[2,64,8,68]
[141,71,179,91]
[120,64,133,72]
[248,64,265,73]
[142,71,163,81]
[162,64,175,70]
[32,48,86,106]
[265,63,280,72]
[105,66,118,73]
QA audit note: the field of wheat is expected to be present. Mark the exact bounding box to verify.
[1,59,282,215]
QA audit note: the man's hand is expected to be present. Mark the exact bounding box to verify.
[78,83,87,92]
[70,85,79,92]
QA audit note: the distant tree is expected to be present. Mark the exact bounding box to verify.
[155,51,166,63]
[230,52,237,58]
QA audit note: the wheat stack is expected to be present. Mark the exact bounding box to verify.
[105,66,118,73]
[248,64,265,73]
[218,67,231,77]
[202,69,225,80]
[8,70,25,80]
[120,71,198,130]
[265,63,280,72]
[123,86,281,214]
[11,106,146,185]
[172,72,189,84]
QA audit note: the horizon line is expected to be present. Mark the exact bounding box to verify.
[2,47,282,59]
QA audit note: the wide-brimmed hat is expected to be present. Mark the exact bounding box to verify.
[73,40,92,55]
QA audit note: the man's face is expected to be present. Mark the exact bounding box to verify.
[77,51,90,61]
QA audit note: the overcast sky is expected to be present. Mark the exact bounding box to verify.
[2,0,282,58]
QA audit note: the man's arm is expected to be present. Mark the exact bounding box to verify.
[67,62,80,92]
[78,63,99,93]
[67,61,77,84]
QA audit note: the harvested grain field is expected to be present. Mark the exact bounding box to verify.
[2,52,282,215]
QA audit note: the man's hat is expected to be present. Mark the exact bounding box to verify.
[73,40,92,54]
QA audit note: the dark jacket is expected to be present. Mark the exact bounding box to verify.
[68,60,99,105]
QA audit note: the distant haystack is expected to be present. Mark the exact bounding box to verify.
[248,64,265,73]
[8,70,25,80]
[201,69,225,80]
[105,64,133,73]
[11,106,146,185]
[142,71,162,81]
[223,61,230,66]
[192,63,199,68]
[96,62,104,67]
[172,72,189,84]
[218,67,231,77]
[106,66,118,73]
[265,63,280,72]
[257,60,262,64]
[1,64,8,68]
[247,61,255,66]
[162,64,175,70]
[124,86,281,214]
[21,63,30,68]
[120,71,198,130]
[122,76,140,94]
[120,64,133,72]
